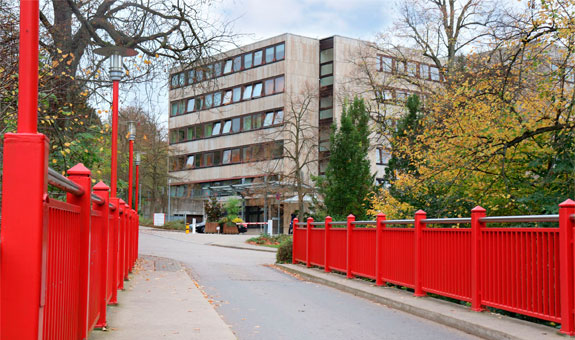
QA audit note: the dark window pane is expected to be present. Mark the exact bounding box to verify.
[253,113,262,129]
[244,53,253,68]
[319,108,333,119]
[204,124,212,137]
[320,76,333,87]
[320,48,333,63]
[195,125,203,139]
[320,95,333,108]
[178,130,185,142]
[276,43,285,60]
[272,141,283,158]
[187,127,194,140]
[242,146,251,162]
[254,50,263,66]
[179,101,185,115]
[213,151,221,165]
[265,47,275,63]
[320,63,333,76]
[195,154,201,167]
[171,102,178,116]
[204,152,213,167]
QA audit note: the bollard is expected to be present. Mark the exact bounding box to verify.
[186,224,190,234]
[192,218,197,234]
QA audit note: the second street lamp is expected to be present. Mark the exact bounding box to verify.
[135,151,141,214]
[128,121,135,209]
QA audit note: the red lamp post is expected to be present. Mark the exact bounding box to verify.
[128,121,135,209]
[94,46,137,199]
[135,151,141,213]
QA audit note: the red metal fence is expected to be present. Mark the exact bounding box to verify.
[292,202,575,336]
[0,154,140,339]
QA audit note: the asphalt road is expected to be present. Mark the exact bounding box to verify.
[139,229,481,340]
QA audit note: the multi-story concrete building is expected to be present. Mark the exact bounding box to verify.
[167,33,441,232]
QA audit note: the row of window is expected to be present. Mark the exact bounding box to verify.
[170,43,286,88]
[170,75,285,117]
[170,177,255,198]
[169,109,285,144]
[378,55,441,82]
[377,88,423,103]
[169,141,284,172]
[376,148,391,165]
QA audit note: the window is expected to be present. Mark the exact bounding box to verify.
[253,113,262,129]
[205,93,213,109]
[179,101,185,115]
[396,60,406,74]
[252,83,263,97]
[407,62,417,77]
[224,59,232,74]
[213,92,222,107]
[204,152,213,167]
[244,53,253,69]
[171,102,178,116]
[263,112,274,126]
[170,131,177,144]
[376,148,382,164]
[430,67,440,81]
[186,98,195,112]
[276,44,285,60]
[194,125,203,139]
[231,148,241,163]
[420,65,429,80]
[232,117,241,132]
[206,64,214,79]
[320,108,333,120]
[243,115,252,130]
[242,146,252,162]
[214,62,223,77]
[195,97,204,111]
[196,69,204,82]
[213,151,221,166]
[222,120,232,134]
[179,73,185,86]
[254,50,263,66]
[178,129,185,142]
[264,79,274,95]
[243,85,253,100]
[222,150,231,164]
[187,127,195,140]
[274,110,284,124]
[233,56,242,72]
[274,76,285,93]
[396,91,408,101]
[204,123,213,137]
[232,87,242,102]
[272,141,283,158]
[380,56,393,72]
[265,47,275,63]
[320,95,333,109]
[320,76,333,87]
[188,70,195,84]
[171,75,178,88]
[212,122,221,136]
[320,48,333,63]
[223,90,232,105]
[185,155,195,169]
[195,154,201,168]
[253,144,265,160]
[320,63,333,76]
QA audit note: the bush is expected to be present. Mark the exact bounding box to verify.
[161,220,186,230]
[139,216,153,226]
[276,238,293,263]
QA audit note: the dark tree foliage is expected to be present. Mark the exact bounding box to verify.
[316,97,374,220]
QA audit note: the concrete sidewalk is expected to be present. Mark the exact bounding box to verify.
[277,264,564,340]
[89,256,236,340]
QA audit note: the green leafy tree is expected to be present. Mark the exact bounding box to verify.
[315,97,374,219]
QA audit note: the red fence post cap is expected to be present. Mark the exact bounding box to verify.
[415,210,426,215]
[67,163,91,176]
[93,181,110,191]
[119,199,126,205]
[307,217,314,222]
[471,206,486,213]
[347,214,355,219]
[377,212,386,218]
[559,199,575,208]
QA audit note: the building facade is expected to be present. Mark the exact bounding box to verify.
[167,33,440,232]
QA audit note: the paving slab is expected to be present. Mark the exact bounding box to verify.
[277,264,566,340]
[89,256,236,340]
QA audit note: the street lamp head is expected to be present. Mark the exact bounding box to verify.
[135,151,141,165]
[128,121,136,141]
[93,46,138,81]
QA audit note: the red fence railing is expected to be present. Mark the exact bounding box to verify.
[292,201,575,336]
[1,161,140,340]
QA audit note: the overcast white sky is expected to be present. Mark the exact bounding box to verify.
[118,0,396,127]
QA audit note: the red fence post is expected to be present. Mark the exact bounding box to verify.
[292,217,299,264]
[306,217,313,268]
[346,214,355,279]
[559,199,575,335]
[324,216,332,272]
[67,164,93,340]
[124,203,131,279]
[0,133,48,340]
[118,200,125,290]
[414,210,426,297]
[471,206,485,312]
[109,198,120,304]
[375,213,386,286]
[93,182,110,329]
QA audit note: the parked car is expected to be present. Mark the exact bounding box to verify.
[192,221,205,233]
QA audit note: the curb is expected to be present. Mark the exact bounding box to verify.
[210,243,278,253]
[276,264,563,340]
